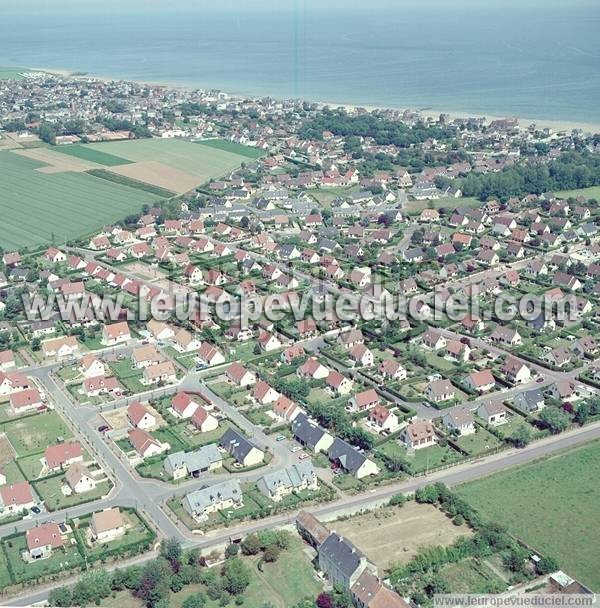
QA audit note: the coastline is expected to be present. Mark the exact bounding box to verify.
[24,65,600,135]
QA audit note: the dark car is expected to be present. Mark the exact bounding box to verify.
[30,506,41,514]
[98,425,110,433]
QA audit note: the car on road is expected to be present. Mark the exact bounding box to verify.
[98,425,110,433]
[537,377,545,383]
[290,445,302,453]
[298,452,310,460]
[275,435,286,441]
[30,506,41,514]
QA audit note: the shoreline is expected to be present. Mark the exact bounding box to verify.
[23,65,600,135]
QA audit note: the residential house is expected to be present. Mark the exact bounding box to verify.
[292,413,334,453]
[183,480,243,522]
[442,408,476,436]
[400,421,437,449]
[257,461,318,502]
[477,401,507,426]
[90,508,126,543]
[164,444,222,480]
[219,428,264,467]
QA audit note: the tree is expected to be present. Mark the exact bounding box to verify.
[221,557,251,595]
[574,402,590,426]
[539,407,571,434]
[160,538,183,571]
[389,493,407,507]
[508,424,532,448]
[48,587,72,607]
[182,592,207,608]
[263,543,281,563]
[226,542,240,557]
[537,556,559,575]
[134,557,172,607]
[241,533,262,555]
[316,593,334,608]
[415,484,440,504]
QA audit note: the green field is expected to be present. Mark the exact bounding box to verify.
[456,440,600,591]
[0,151,162,248]
[196,138,265,159]
[405,195,482,213]
[53,144,133,166]
[83,138,249,180]
[555,186,600,201]
[1,411,73,457]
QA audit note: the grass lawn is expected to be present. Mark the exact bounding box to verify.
[108,359,146,394]
[309,185,357,209]
[438,557,506,593]
[453,427,503,456]
[1,411,73,457]
[378,440,462,473]
[405,196,481,213]
[33,477,111,511]
[196,139,265,159]
[52,144,133,166]
[0,150,162,249]
[555,186,600,201]
[456,439,600,591]
[3,533,84,584]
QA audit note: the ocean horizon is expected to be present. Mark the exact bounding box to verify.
[1,1,600,125]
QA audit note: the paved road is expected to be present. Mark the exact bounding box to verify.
[5,420,600,607]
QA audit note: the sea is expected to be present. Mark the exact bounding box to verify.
[1,1,600,124]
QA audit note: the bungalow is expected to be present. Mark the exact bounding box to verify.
[258,331,282,352]
[142,361,177,386]
[349,344,374,367]
[219,428,264,467]
[65,463,97,494]
[191,405,219,433]
[348,388,380,412]
[477,401,507,426]
[164,444,222,480]
[378,359,407,381]
[9,388,43,415]
[101,322,131,346]
[547,380,578,402]
[281,344,306,364]
[127,401,157,430]
[90,508,126,543]
[183,265,204,286]
[172,328,202,353]
[296,318,318,338]
[425,379,455,403]
[44,247,66,264]
[491,326,522,346]
[514,388,545,414]
[253,380,279,405]
[26,523,63,560]
[44,441,83,472]
[171,392,202,419]
[543,347,572,368]
[0,482,36,514]
[257,461,318,502]
[328,438,380,479]
[183,480,243,522]
[83,375,121,397]
[128,428,167,459]
[442,408,475,436]
[501,357,531,384]
[368,404,399,433]
[327,370,354,395]
[446,340,471,363]
[272,394,302,423]
[226,362,256,387]
[196,342,226,367]
[478,250,500,267]
[421,328,447,350]
[297,357,329,380]
[41,335,79,359]
[337,329,365,349]
[571,336,599,359]
[465,369,496,393]
[400,421,437,450]
[132,344,163,369]
[79,354,106,378]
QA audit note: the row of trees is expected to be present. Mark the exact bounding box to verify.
[48,539,253,608]
[457,151,600,201]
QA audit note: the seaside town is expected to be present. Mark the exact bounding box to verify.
[0,70,599,607]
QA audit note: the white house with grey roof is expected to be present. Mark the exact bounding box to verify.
[183,480,243,522]
[327,438,379,479]
[318,533,376,591]
[291,413,335,453]
[164,444,223,480]
[257,461,318,502]
[218,428,264,467]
